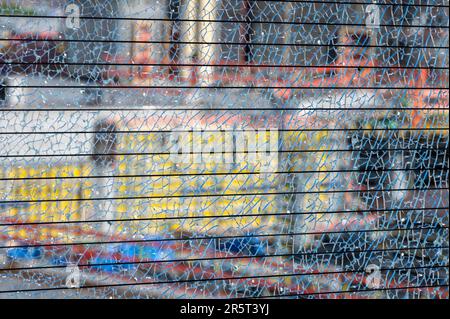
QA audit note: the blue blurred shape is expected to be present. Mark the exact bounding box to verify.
[7,247,43,260]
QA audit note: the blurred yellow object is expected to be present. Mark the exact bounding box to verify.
[1,115,287,242]
[1,163,88,242]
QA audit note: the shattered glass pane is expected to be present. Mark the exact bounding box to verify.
[0,0,448,299]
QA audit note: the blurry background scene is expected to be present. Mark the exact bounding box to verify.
[0,0,448,298]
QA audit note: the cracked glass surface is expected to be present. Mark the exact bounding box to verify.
[0,0,448,299]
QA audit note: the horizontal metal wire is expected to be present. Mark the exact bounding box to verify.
[2,107,448,112]
[1,167,447,183]
[1,187,447,206]
[1,147,447,159]
[0,206,447,228]
[2,37,447,50]
[1,14,448,28]
[1,127,448,136]
[1,61,448,70]
[3,85,448,90]
[0,264,446,295]
[0,246,447,274]
[0,225,447,250]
